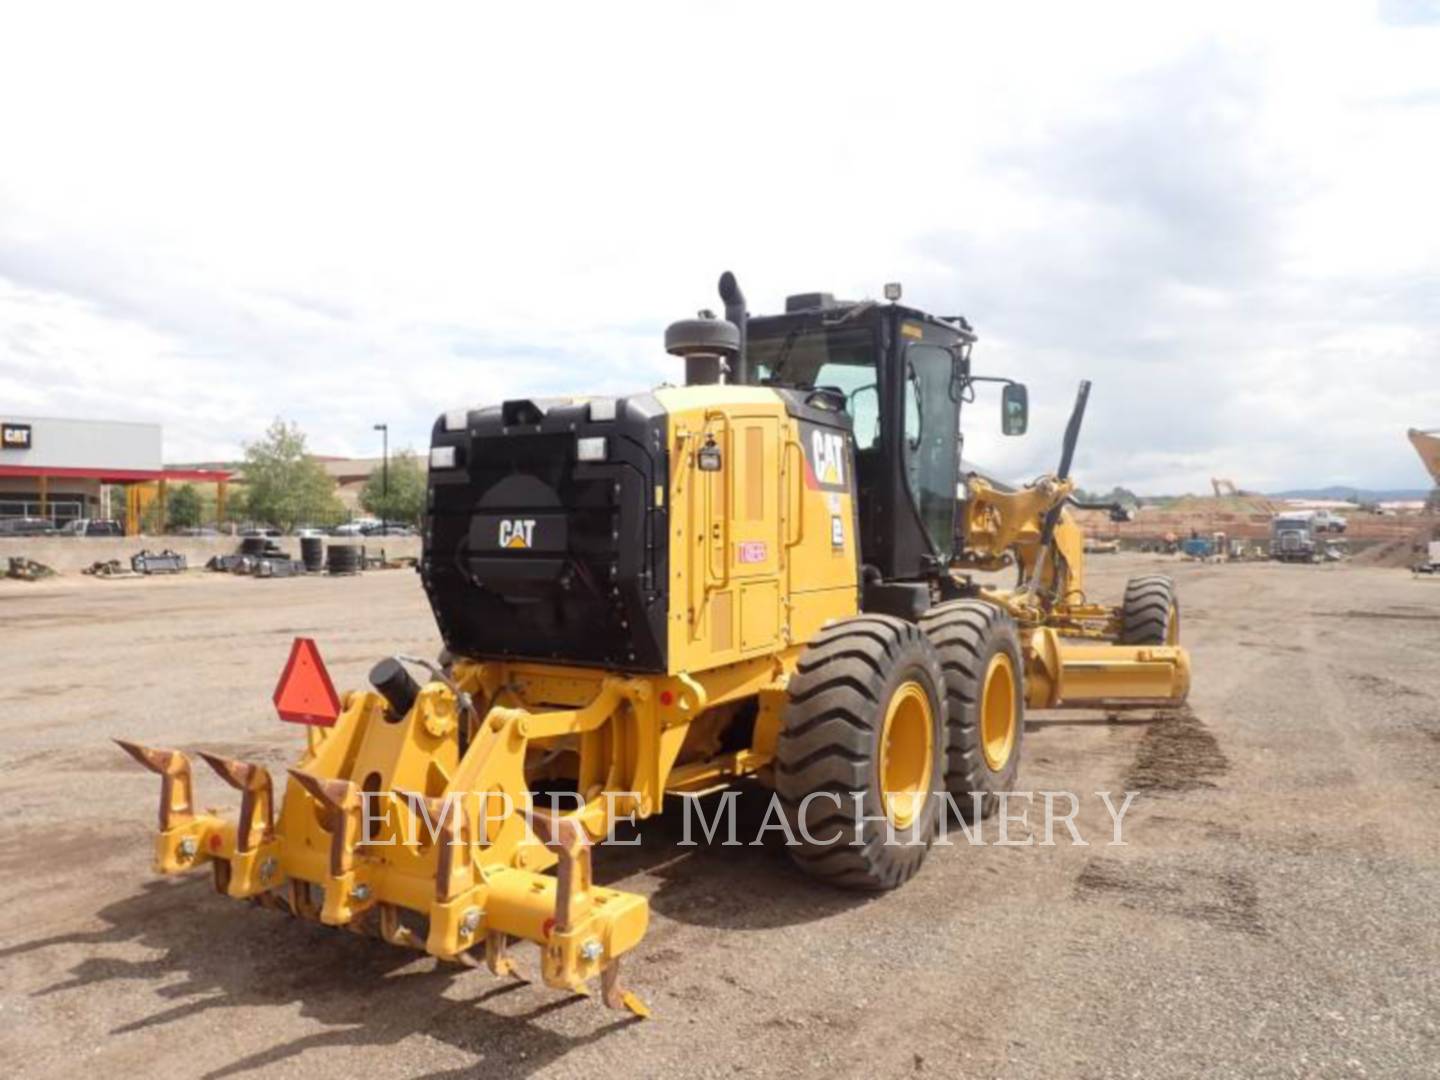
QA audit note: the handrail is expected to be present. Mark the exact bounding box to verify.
[703,412,730,590]
[783,437,805,548]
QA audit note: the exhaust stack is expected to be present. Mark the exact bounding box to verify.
[718,271,748,384]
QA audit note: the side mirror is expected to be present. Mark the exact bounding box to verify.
[1001,383,1028,436]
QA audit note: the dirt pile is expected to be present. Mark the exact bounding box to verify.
[1163,494,1285,517]
[1351,517,1438,567]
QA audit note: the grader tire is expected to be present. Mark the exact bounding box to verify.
[1118,575,1180,646]
[775,616,945,891]
[918,600,1024,821]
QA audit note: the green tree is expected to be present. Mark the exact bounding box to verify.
[360,450,426,525]
[239,419,344,530]
[166,484,202,529]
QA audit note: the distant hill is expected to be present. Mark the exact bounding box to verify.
[1268,486,1431,502]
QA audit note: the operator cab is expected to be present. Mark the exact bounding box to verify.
[744,291,988,587]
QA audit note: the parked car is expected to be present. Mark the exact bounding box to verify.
[57,518,124,537]
[176,526,220,537]
[292,526,327,538]
[0,516,57,536]
[362,523,417,537]
[238,526,282,538]
[331,521,376,537]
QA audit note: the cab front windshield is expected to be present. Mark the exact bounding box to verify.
[750,322,960,559]
[750,326,880,449]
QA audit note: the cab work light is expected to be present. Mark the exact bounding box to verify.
[576,436,607,462]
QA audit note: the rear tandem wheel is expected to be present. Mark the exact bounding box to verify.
[917,600,1025,821]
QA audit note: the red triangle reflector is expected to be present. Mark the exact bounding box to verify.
[272,637,342,726]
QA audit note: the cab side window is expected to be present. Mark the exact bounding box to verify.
[815,362,879,451]
[902,344,959,557]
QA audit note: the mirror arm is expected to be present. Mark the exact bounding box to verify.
[955,372,1019,406]
[960,374,1019,391]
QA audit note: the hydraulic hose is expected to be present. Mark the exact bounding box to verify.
[1024,380,1092,603]
[1038,380,1091,552]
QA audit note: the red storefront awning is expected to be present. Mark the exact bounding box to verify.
[0,465,232,483]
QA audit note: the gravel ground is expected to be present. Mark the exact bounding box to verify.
[2,555,1438,1079]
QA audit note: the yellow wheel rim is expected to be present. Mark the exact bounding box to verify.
[980,653,1017,772]
[879,680,934,829]
[1166,603,1180,645]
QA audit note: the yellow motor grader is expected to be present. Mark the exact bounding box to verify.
[119,274,1189,1014]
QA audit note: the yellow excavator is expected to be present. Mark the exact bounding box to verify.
[119,274,1190,1015]
[1410,428,1440,512]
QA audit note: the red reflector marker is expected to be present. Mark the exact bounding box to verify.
[273,637,342,727]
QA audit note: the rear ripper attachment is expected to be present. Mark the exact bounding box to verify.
[116,639,651,1017]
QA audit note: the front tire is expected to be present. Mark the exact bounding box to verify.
[775,616,946,891]
[1118,575,1180,645]
[917,600,1024,820]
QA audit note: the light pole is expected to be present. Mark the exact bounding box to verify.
[373,423,388,532]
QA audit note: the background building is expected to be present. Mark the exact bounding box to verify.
[314,456,385,514]
[0,415,231,533]
[176,455,387,519]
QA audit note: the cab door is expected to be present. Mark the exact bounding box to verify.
[901,342,961,561]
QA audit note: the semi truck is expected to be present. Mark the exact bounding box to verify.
[1271,512,1319,562]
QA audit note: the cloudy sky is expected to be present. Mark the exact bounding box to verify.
[2,1,1438,493]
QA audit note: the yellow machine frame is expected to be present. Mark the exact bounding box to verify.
[120,388,1188,1015]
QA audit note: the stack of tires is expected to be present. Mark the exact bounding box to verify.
[326,543,361,575]
[300,536,325,573]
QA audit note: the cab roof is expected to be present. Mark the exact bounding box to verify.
[759,293,976,342]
